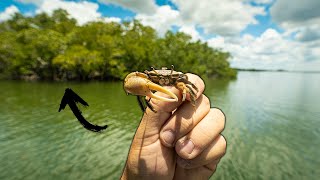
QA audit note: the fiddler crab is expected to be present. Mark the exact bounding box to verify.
[123,65,198,112]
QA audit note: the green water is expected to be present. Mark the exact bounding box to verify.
[0,71,319,180]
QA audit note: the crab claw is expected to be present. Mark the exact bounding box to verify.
[124,72,178,102]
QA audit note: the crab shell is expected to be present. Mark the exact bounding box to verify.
[144,68,187,86]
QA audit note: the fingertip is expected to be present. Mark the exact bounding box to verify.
[175,138,197,160]
[218,135,227,157]
[160,130,176,147]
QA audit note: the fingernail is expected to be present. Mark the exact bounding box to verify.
[162,130,175,146]
[181,140,194,154]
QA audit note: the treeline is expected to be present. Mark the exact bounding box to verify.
[0,9,236,81]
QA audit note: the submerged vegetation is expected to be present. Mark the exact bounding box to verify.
[0,9,236,81]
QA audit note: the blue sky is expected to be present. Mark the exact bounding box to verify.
[0,0,319,71]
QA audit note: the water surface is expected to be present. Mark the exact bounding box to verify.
[0,71,319,179]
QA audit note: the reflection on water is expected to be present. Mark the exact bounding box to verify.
[0,71,319,180]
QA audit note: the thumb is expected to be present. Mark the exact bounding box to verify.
[133,87,183,146]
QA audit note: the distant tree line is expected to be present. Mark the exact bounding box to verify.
[0,9,237,81]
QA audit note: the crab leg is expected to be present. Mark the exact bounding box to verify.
[176,82,188,101]
[177,77,199,93]
[186,84,197,106]
[175,81,198,106]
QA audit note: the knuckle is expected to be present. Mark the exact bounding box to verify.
[181,117,194,132]
[197,124,215,143]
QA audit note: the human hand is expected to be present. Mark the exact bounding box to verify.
[121,74,226,180]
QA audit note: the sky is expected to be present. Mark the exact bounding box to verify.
[0,0,319,71]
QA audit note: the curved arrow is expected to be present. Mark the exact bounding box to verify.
[58,88,108,132]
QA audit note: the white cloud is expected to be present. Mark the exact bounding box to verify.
[35,0,104,25]
[171,0,265,36]
[270,0,320,42]
[102,17,121,23]
[17,0,121,25]
[98,0,157,15]
[136,5,180,36]
[0,5,20,22]
[178,25,202,41]
[15,0,44,5]
[208,28,320,71]
[135,5,204,41]
[134,0,266,37]
[36,0,100,25]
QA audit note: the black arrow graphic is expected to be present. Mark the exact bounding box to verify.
[58,88,108,132]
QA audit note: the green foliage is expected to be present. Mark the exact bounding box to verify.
[0,9,236,81]
[53,45,103,80]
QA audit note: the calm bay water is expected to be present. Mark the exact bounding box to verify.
[0,71,319,179]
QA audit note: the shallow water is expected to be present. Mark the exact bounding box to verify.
[0,71,319,179]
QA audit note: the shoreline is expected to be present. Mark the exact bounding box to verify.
[234,68,320,74]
